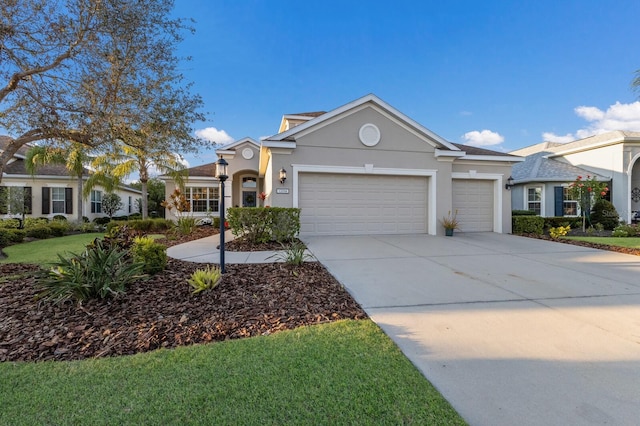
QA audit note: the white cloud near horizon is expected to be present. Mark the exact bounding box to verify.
[194,127,234,145]
[462,129,505,146]
[543,101,640,143]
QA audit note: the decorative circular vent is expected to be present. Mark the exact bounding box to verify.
[359,123,381,147]
[242,148,254,160]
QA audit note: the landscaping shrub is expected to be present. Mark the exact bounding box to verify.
[176,216,197,235]
[512,210,537,216]
[131,236,167,275]
[0,231,8,248]
[52,215,67,221]
[590,199,619,230]
[549,226,570,239]
[543,216,583,229]
[613,224,639,237]
[512,216,544,235]
[0,218,20,229]
[24,217,49,228]
[25,224,52,239]
[48,221,69,237]
[93,217,111,226]
[268,241,313,266]
[227,207,301,244]
[37,239,145,304]
[188,265,222,294]
[128,213,142,220]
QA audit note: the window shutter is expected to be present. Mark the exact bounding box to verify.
[0,186,7,214]
[65,188,73,214]
[554,186,564,216]
[91,191,95,213]
[23,187,32,214]
[42,187,50,214]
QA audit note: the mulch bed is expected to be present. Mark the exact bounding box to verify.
[522,233,640,256]
[0,228,366,362]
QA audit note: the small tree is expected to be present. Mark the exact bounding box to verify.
[102,193,123,219]
[567,175,609,231]
[0,187,31,229]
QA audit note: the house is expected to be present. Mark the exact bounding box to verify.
[0,136,142,221]
[510,131,640,222]
[164,94,522,235]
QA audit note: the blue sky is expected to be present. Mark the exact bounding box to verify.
[177,0,640,166]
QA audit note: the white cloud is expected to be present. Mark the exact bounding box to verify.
[194,127,234,145]
[459,110,473,116]
[542,101,640,143]
[462,129,505,146]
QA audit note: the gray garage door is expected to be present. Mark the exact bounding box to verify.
[452,179,494,232]
[299,173,428,236]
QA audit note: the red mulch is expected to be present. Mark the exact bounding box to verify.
[0,228,366,362]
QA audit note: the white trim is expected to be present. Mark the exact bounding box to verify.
[626,152,640,223]
[548,136,640,158]
[292,164,438,235]
[267,94,460,151]
[524,184,544,217]
[451,172,504,233]
[261,141,297,149]
[435,149,466,158]
[215,137,259,152]
[457,155,525,163]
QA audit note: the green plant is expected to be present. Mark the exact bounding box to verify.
[543,216,583,229]
[25,224,52,239]
[227,207,301,244]
[590,199,619,230]
[37,239,145,303]
[440,210,459,230]
[132,236,167,275]
[513,216,544,235]
[549,225,570,239]
[613,224,638,237]
[0,218,20,229]
[24,217,49,228]
[176,216,197,235]
[512,209,537,216]
[268,241,313,266]
[612,229,629,237]
[48,221,69,237]
[188,265,222,294]
[93,216,111,226]
[567,175,610,231]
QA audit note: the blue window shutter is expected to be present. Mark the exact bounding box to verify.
[554,187,564,216]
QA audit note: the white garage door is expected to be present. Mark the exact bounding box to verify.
[299,173,428,236]
[452,179,494,232]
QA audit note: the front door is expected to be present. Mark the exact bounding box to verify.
[242,191,257,207]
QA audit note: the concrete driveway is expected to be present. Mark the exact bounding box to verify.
[302,233,640,426]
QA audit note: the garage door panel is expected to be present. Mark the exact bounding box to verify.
[299,173,428,236]
[453,179,494,232]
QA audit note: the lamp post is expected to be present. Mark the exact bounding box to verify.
[216,157,228,273]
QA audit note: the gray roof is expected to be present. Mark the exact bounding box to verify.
[512,151,609,183]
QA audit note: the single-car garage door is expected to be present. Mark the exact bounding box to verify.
[299,173,428,236]
[452,179,494,232]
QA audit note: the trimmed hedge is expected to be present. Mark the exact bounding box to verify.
[512,216,544,235]
[0,229,26,247]
[106,218,174,233]
[512,210,537,216]
[227,207,301,244]
[590,199,619,230]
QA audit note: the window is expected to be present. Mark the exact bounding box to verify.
[242,177,257,188]
[563,187,578,216]
[51,188,66,214]
[91,190,102,213]
[186,187,219,213]
[527,187,542,215]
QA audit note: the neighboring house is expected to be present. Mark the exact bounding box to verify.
[164,94,522,236]
[0,136,142,221]
[510,131,640,222]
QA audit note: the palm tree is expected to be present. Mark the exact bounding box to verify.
[88,142,186,219]
[25,143,93,222]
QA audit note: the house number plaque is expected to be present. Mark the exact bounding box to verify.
[276,188,289,194]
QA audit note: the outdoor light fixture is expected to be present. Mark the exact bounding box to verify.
[279,167,287,185]
[505,175,515,190]
[216,157,229,273]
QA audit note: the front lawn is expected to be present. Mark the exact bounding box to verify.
[0,232,103,264]
[563,236,640,249]
[0,320,465,425]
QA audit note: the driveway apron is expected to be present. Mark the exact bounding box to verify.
[303,233,640,426]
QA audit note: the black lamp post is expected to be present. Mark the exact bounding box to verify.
[216,157,228,273]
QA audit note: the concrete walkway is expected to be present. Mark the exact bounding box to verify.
[302,233,640,426]
[166,231,313,263]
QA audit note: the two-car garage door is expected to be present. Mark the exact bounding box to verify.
[299,173,428,236]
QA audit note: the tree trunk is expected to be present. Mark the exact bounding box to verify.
[77,176,84,222]
[141,180,148,219]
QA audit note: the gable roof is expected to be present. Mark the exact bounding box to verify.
[451,143,517,157]
[511,151,609,183]
[264,93,462,152]
[215,137,259,153]
[546,130,640,157]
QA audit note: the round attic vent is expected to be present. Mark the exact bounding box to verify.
[359,123,381,147]
[242,148,254,159]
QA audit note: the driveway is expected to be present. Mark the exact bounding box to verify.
[302,233,640,426]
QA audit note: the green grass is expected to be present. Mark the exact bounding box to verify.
[0,320,465,425]
[0,233,103,264]
[564,236,640,248]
